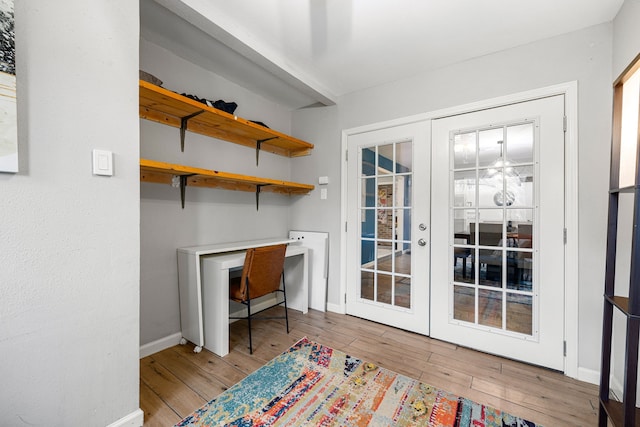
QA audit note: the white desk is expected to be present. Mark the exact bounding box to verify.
[177,238,308,356]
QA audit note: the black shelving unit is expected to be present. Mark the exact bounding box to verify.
[598,56,640,427]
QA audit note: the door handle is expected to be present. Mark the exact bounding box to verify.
[418,238,426,246]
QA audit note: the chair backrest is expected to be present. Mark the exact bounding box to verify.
[237,244,287,301]
[517,223,533,244]
[470,222,503,247]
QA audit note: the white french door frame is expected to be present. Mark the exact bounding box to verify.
[340,81,579,378]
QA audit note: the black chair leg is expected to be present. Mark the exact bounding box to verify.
[246,290,253,354]
[282,273,289,333]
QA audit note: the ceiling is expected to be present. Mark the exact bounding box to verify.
[140,0,624,109]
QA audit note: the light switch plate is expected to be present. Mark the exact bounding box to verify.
[92,149,113,176]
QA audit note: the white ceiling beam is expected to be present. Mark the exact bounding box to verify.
[152,0,337,106]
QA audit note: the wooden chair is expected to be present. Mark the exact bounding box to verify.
[229,244,289,354]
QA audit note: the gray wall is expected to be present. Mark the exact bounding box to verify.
[139,39,302,345]
[291,23,614,378]
[0,1,141,426]
[290,106,341,304]
[613,0,640,77]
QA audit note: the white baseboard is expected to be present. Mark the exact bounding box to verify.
[610,374,623,401]
[577,366,600,386]
[326,302,345,314]
[107,409,144,427]
[576,367,626,401]
[139,332,183,359]
[140,299,290,358]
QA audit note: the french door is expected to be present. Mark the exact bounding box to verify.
[430,95,566,370]
[346,122,430,334]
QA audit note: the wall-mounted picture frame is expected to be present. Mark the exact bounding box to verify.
[0,0,16,173]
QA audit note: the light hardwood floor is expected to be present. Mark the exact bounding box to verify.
[140,307,599,426]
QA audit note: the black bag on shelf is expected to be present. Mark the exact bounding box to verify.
[211,100,238,114]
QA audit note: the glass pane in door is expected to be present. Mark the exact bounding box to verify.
[453,209,475,284]
[359,141,413,310]
[478,288,502,328]
[506,123,534,163]
[453,132,476,169]
[454,170,476,207]
[478,128,504,168]
[394,275,411,308]
[506,293,533,334]
[361,271,374,301]
[450,122,537,337]
[376,273,392,304]
[454,285,475,322]
[396,141,412,172]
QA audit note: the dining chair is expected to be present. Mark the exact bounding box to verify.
[228,244,289,354]
[453,232,472,280]
[470,222,503,282]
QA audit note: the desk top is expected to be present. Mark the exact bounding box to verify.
[200,245,308,269]
[177,237,297,256]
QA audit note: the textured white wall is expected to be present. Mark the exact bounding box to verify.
[139,39,300,346]
[291,23,613,377]
[0,1,141,426]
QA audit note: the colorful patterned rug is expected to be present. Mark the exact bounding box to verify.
[175,337,541,426]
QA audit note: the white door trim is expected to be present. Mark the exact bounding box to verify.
[339,81,578,378]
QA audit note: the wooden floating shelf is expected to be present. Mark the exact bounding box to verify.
[140,159,314,194]
[140,159,314,209]
[139,80,314,159]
